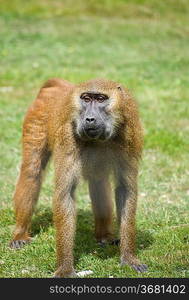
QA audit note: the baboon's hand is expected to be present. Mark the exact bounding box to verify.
[121,256,148,273]
[54,267,78,278]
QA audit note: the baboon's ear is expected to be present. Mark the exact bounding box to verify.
[117,85,122,91]
[117,85,125,98]
[117,84,130,101]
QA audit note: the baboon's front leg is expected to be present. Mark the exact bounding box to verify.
[53,149,79,278]
[53,191,77,277]
[115,163,148,273]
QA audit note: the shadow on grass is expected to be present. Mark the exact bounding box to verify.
[31,206,53,235]
[136,230,154,251]
[31,206,154,262]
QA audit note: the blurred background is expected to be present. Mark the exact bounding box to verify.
[0,0,189,278]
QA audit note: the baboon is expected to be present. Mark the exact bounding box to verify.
[9,78,147,277]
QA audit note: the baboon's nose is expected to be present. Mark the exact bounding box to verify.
[85,117,96,125]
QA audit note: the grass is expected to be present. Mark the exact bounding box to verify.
[0,0,189,278]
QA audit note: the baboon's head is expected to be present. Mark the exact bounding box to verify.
[72,79,126,141]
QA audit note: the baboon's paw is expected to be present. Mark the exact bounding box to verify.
[121,260,148,273]
[130,263,148,273]
[109,239,120,246]
[54,267,77,278]
[9,239,31,249]
[97,238,120,247]
[121,256,148,273]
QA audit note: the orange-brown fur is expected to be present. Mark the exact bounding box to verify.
[10,78,145,277]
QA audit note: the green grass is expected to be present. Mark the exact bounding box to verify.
[0,0,189,278]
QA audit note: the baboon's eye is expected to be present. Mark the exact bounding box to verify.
[80,93,91,102]
[97,96,105,103]
[83,96,91,103]
[97,94,109,103]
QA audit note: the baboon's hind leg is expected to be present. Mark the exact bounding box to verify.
[88,178,114,245]
[9,147,51,249]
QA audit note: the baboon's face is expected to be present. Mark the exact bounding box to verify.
[74,91,115,141]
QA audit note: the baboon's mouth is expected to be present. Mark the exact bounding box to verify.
[87,127,97,132]
[84,127,101,139]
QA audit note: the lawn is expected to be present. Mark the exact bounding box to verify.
[0,0,189,278]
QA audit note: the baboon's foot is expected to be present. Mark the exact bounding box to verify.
[54,266,77,278]
[97,237,120,247]
[109,239,120,246]
[121,255,148,273]
[9,238,32,249]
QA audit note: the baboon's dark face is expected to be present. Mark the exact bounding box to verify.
[75,92,114,141]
